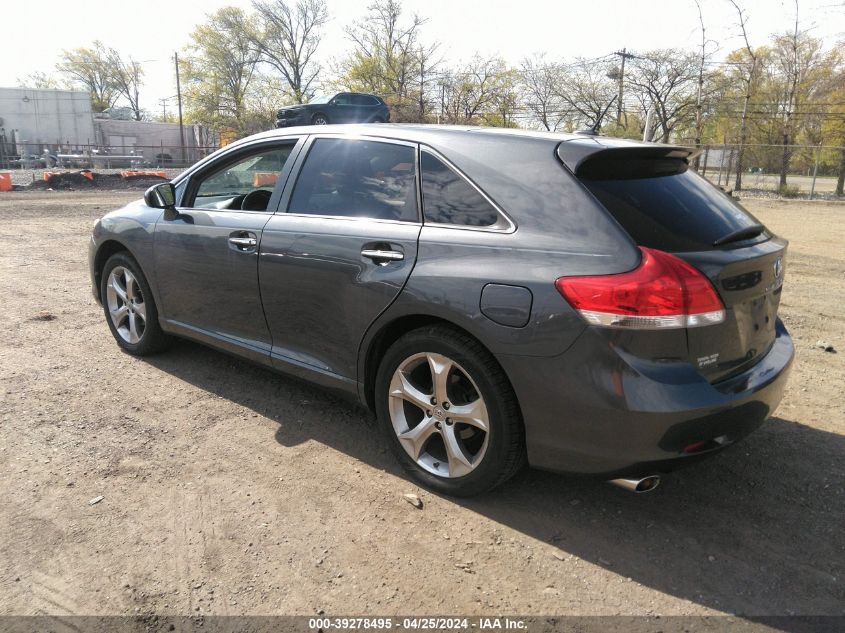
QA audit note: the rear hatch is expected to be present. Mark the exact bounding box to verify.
[561,144,786,383]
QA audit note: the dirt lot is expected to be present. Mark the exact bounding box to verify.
[0,192,842,619]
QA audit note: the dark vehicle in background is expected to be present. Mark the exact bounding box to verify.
[89,125,793,496]
[275,92,390,128]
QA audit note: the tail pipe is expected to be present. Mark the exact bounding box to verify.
[608,475,661,493]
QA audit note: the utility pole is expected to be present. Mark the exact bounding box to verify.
[159,98,167,121]
[693,0,706,170]
[174,52,186,166]
[613,48,635,126]
[419,57,425,122]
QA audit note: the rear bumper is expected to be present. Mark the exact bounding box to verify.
[497,320,794,477]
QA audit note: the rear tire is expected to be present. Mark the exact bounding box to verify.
[375,325,525,496]
[100,252,171,356]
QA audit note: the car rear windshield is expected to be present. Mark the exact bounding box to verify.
[578,158,767,252]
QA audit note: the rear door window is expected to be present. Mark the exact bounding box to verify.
[420,151,499,227]
[287,138,418,221]
[579,159,766,252]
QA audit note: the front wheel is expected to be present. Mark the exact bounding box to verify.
[100,252,171,356]
[375,325,525,496]
[311,113,329,125]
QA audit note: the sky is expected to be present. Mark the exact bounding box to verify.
[1,0,843,113]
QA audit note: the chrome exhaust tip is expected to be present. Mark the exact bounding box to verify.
[608,475,661,493]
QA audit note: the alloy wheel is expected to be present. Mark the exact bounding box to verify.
[388,352,490,478]
[105,266,147,344]
[314,116,328,125]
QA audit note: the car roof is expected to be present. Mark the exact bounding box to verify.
[241,124,692,170]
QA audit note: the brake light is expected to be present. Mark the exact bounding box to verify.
[555,247,725,329]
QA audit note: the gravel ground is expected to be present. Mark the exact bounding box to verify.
[0,192,842,620]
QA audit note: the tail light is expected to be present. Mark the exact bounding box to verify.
[555,247,725,330]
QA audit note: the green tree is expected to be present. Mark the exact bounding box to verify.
[56,41,121,112]
[339,0,438,121]
[16,72,63,90]
[182,7,260,137]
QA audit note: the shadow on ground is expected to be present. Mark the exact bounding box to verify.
[147,339,844,618]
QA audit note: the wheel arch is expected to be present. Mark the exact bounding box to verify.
[93,239,133,302]
[360,313,521,418]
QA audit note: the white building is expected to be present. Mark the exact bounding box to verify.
[0,87,96,152]
[0,86,217,166]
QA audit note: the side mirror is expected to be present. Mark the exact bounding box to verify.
[144,182,176,210]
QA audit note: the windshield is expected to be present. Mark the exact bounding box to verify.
[309,94,333,104]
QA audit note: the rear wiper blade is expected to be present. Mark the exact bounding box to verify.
[713,224,765,246]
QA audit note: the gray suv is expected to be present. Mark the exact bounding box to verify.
[276,92,390,127]
[89,125,793,496]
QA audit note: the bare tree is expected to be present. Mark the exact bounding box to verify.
[17,72,63,90]
[772,1,826,187]
[557,57,619,131]
[519,55,566,131]
[342,0,437,117]
[250,0,329,104]
[105,48,144,120]
[625,50,698,142]
[728,0,760,191]
[439,57,513,124]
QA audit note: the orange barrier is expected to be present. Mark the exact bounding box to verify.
[44,170,94,182]
[121,170,167,179]
[253,172,278,187]
[0,172,11,192]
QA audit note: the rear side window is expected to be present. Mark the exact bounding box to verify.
[288,138,418,221]
[421,151,498,227]
[580,159,765,252]
[351,94,378,106]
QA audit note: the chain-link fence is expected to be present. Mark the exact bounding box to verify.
[3,137,844,199]
[686,142,845,199]
[0,142,220,171]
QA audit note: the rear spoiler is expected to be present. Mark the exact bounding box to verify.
[556,140,701,176]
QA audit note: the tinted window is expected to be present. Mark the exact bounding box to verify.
[580,162,766,252]
[351,94,378,106]
[420,151,499,227]
[191,145,293,211]
[333,93,352,105]
[288,138,418,221]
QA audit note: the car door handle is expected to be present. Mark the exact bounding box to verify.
[361,249,404,263]
[229,232,258,252]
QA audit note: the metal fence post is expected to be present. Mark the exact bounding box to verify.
[809,143,821,200]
